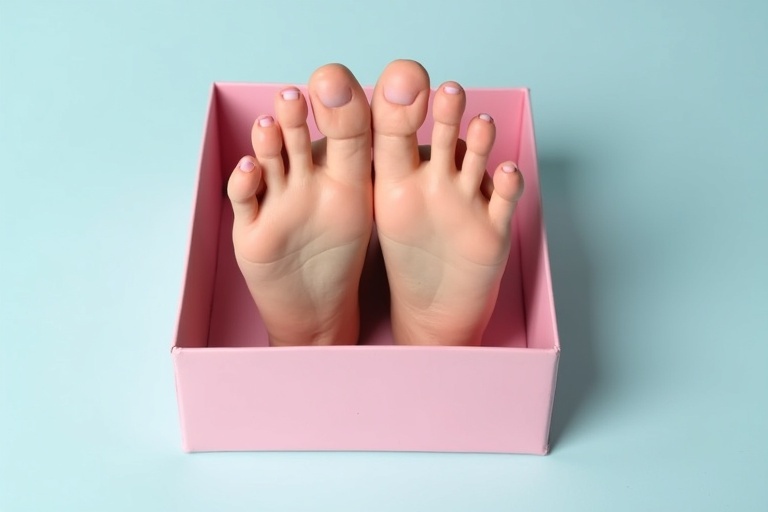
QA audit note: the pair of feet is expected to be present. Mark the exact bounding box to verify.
[227,60,524,347]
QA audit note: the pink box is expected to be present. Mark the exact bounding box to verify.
[172,83,560,454]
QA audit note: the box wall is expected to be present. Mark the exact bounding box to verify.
[518,90,560,351]
[174,345,556,454]
[175,87,224,349]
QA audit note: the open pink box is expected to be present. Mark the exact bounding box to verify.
[172,83,560,454]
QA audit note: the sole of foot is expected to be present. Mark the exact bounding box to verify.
[227,63,373,346]
[371,59,524,346]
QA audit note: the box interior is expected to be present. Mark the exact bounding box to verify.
[176,83,557,351]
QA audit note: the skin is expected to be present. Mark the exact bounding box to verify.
[371,60,524,346]
[227,64,373,347]
[227,60,523,347]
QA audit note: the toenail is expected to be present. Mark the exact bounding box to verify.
[383,83,418,106]
[281,88,300,101]
[239,158,255,172]
[479,113,494,123]
[317,86,352,108]
[502,164,518,173]
[258,115,274,127]
[444,85,461,95]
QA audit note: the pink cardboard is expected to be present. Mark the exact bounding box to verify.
[173,83,560,454]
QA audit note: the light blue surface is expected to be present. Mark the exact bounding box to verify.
[1,0,766,510]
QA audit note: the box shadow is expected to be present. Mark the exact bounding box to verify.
[538,154,598,449]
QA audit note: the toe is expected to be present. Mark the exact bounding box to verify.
[430,81,466,172]
[275,87,312,176]
[371,59,430,180]
[459,113,496,195]
[307,63,371,183]
[227,156,262,225]
[251,114,286,192]
[488,162,525,234]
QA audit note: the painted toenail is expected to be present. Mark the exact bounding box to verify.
[444,85,461,95]
[479,113,494,123]
[281,89,300,101]
[258,115,274,127]
[317,86,352,108]
[239,158,255,172]
[502,164,518,173]
[383,84,418,106]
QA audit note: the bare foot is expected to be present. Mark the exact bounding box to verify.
[227,64,373,346]
[371,60,524,346]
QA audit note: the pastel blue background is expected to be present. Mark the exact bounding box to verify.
[1,0,766,510]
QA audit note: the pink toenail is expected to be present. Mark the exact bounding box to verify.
[444,85,461,95]
[317,86,352,108]
[239,158,255,172]
[258,115,274,127]
[479,113,493,123]
[502,164,518,173]
[281,89,300,101]
[383,84,418,106]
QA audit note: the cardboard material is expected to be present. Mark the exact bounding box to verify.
[173,83,560,454]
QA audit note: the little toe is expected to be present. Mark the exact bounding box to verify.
[251,114,286,192]
[371,59,431,180]
[275,87,312,175]
[307,63,371,183]
[459,113,496,195]
[227,156,262,225]
[488,162,525,234]
[430,82,466,172]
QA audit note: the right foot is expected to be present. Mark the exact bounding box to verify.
[227,64,373,347]
[371,60,525,346]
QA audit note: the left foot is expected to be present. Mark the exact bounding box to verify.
[227,64,373,346]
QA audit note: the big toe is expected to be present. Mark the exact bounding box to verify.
[371,59,430,178]
[307,63,371,181]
